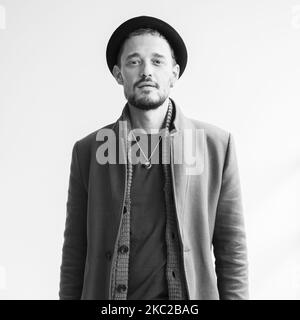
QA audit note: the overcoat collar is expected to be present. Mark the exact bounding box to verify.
[111,97,191,136]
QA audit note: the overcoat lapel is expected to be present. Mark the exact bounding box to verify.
[169,100,205,245]
[108,112,128,237]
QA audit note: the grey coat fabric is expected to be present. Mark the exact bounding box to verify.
[59,99,249,300]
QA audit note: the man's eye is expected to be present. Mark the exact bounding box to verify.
[129,60,139,65]
[153,59,162,65]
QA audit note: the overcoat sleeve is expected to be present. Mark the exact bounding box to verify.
[212,133,249,299]
[59,141,87,299]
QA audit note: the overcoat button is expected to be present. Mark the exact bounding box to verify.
[116,284,127,293]
[118,245,129,254]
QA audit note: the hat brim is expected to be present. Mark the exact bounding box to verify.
[106,15,187,78]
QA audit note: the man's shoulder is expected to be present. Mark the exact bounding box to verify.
[75,122,115,149]
[185,117,233,164]
[187,117,230,145]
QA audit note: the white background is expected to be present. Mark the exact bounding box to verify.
[0,0,300,299]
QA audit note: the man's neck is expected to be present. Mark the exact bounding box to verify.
[127,98,169,134]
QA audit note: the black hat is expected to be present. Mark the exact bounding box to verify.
[106,15,188,78]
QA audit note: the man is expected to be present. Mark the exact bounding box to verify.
[59,16,249,300]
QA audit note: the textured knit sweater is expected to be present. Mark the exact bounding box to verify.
[110,100,189,300]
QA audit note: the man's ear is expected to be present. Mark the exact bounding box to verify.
[112,65,124,85]
[170,64,180,88]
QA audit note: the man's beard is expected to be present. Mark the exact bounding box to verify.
[126,91,168,111]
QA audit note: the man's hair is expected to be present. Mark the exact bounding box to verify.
[116,28,177,67]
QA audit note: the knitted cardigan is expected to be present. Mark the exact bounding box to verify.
[110,99,189,300]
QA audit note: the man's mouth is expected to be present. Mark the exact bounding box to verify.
[137,82,157,88]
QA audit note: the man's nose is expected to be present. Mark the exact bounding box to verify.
[140,60,153,77]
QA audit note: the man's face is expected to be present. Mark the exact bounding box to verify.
[113,34,180,110]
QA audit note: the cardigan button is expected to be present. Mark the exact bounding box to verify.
[116,284,127,293]
[118,245,129,254]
